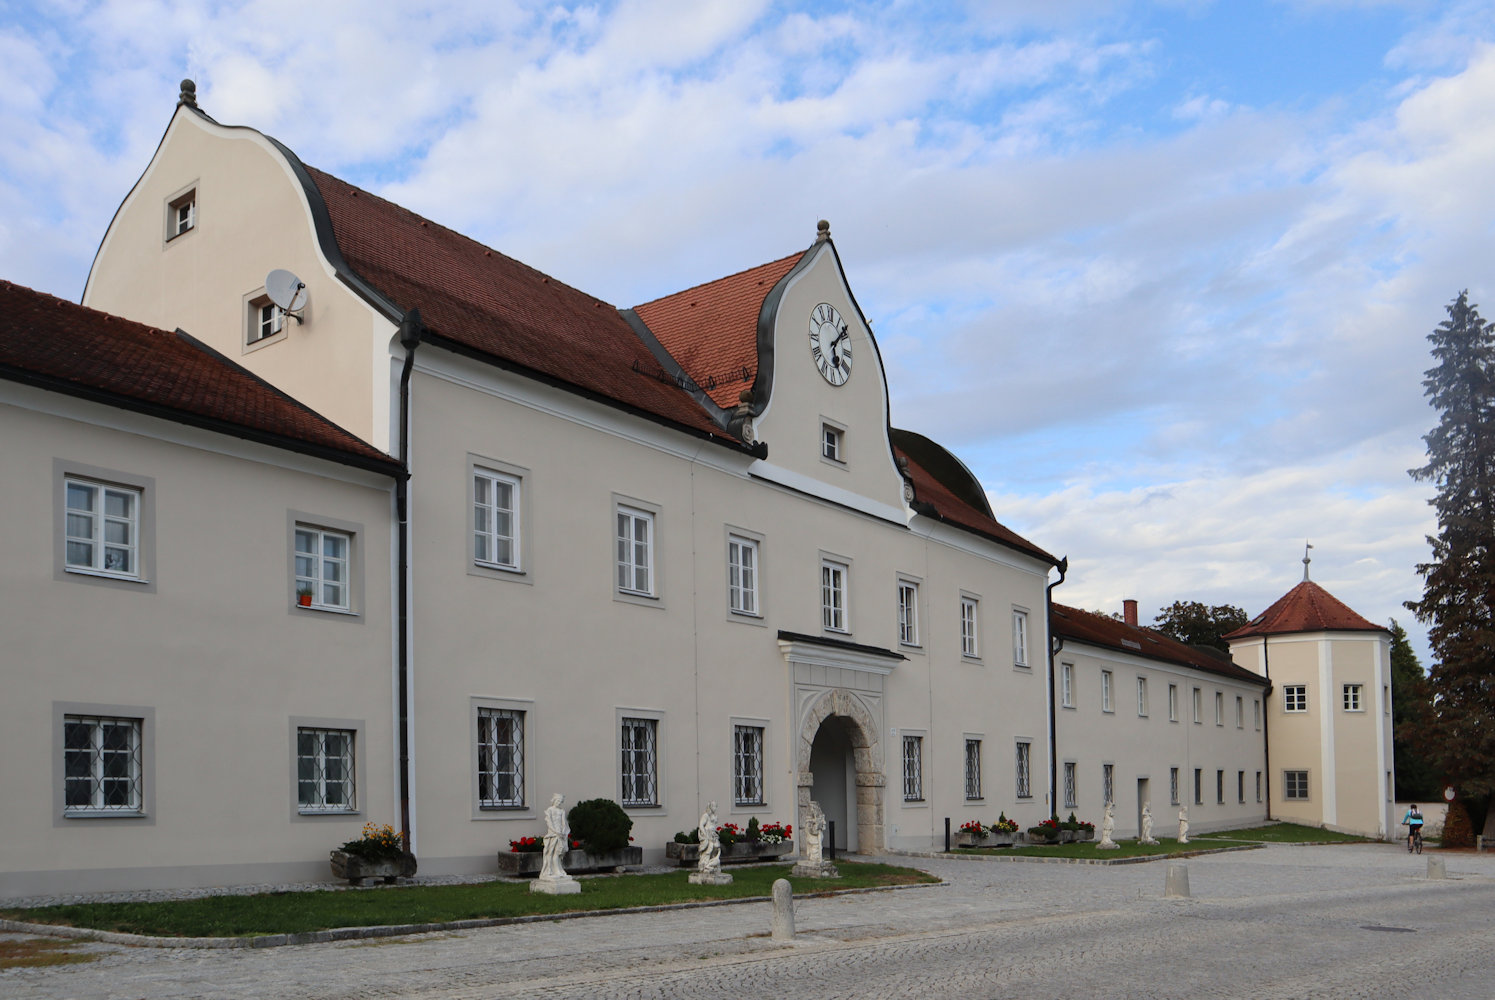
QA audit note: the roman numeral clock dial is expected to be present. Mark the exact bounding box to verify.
[809,302,852,386]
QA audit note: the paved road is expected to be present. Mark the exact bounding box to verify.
[5,844,1494,999]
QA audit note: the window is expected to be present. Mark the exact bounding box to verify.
[297,727,356,812]
[964,739,982,800]
[1015,742,1032,798]
[821,559,848,632]
[1238,770,1245,804]
[902,734,924,801]
[1012,609,1029,666]
[1169,767,1180,805]
[1102,763,1114,806]
[1235,696,1244,728]
[1192,687,1202,724]
[1101,670,1114,713]
[1061,663,1074,707]
[477,708,524,808]
[1137,677,1148,717]
[1284,685,1307,712]
[821,423,844,462]
[295,525,350,610]
[620,718,658,806]
[64,478,141,578]
[166,188,195,239]
[1168,684,1178,722]
[64,715,142,814]
[897,580,919,646]
[1193,768,1202,805]
[728,536,759,615]
[248,297,284,344]
[1284,770,1309,801]
[1384,686,1391,715]
[1063,761,1077,808]
[961,597,980,657]
[1256,771,1262,803]
[1254,699,1261,730]
[733,725,765,806]
[616,505,655,596]
[1216,769,1224,804]
[1343,684,1363,712]
[473,469,520,571]
[1215,691,1224,726]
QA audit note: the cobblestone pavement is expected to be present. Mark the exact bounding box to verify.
[5,844,1495,999]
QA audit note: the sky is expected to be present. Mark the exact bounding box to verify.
[4,0,1492,668]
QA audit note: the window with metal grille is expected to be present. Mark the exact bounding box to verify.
[1015,742,1032,799]
[1238,770,1245,803]
[1284,770,1309,800]
[1343,684,1363,711]
[1063,761,1077,808]
[620,717,658,806]
[1194,768,1202,804]
[616,506,654,596]
[1284,685,1307,712]
[64,715,142,813]
[902,734,923,801]
[64,479,140,577]
[898,581,919,645]
[961,598,979,657]
[473,470,520,570]
[1256,771,1262,803]
[728,536,758,615]
[1170,767,1180,805]
[295,526,350,610]
[297,727,355,812]
[964,739,982,800]
[1216,769,1224,804]
[822,560,848,632]
[733,725,764,806]
[1103,763,1114,806]
[477,708,524,808]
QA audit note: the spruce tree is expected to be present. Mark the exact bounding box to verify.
[1407,291,1495,829]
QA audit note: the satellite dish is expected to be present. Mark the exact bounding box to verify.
[265,269,309,314]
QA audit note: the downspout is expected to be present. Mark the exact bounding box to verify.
[1045,557,1068,814]
[396,308,424,855]
[1262,636,1272,821]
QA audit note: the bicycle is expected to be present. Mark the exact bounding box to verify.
[1407,825,1423,854]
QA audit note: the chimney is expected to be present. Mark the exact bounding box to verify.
[1123,599,1138,627]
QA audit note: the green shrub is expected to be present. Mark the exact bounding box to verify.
[1442,799,1475,848]
[745,816,761,842]
[568,798,633,854]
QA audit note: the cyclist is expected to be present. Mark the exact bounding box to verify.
[1402,804,1424,853]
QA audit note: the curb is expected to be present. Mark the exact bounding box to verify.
[893,843,1264,866]
[0,878,942,950]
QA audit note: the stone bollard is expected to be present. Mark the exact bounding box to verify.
[1164,863,1191,899]
[1427,856,1446,880]
[771,878,795,941]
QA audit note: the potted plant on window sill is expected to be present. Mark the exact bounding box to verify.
[296,586,314,608]
[330,822,417,885]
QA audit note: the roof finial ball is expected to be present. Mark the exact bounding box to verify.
[1302,541,1314,582]
[816,219,830,242]
[178,79,198,108]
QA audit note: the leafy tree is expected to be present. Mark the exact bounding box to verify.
[1407,291,1495,833]
[1152,601,1250,652]
[1389,619,1440,801]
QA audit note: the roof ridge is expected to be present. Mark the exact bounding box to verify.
[633,250,806,309]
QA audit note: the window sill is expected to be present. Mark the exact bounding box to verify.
[729,609,763,620]
[622,803,662,811]
[961,654,983,664]
[475,561,524,575]
[296,604,359,617]
[65,566,148,585]
[478,804,527,812]
[65,810,147,820]
[298,808,360,817]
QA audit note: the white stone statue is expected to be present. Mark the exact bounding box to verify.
[1139,801,1158,845]
[1178,806,1190,844]
[1097,800,1118,849]
[531,792,580,894]
[791,798,839,878]
[688,800,732,885]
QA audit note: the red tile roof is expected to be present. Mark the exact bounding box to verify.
[1224,581,1386,639]
[303,167,729,441]
[1053,603,1267,685]
[897,445,1057,564]
[0,280,397,472]
[633,253,804,410]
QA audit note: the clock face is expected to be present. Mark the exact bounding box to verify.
[809,302,852,385]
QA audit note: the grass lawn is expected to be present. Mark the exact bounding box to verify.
[0,938,99,969]
[0,862,935,939]
[954,838,1206,861]
[1192,823,1371,843]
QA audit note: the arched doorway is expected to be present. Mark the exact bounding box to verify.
[797,689,885,854]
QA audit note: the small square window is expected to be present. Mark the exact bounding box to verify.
[1284,685,1307,713]
[248,297,284,345]
[821,559,849,632]
[297,727,356,812]
[295,525,351,610]
[734,725,765,806]
[902,734,924,801]
[1342,684,1363,712]
[1284,770,1309,800]
[64,715,143,814]
[821,423,844,463]
[964,738,982,800]
[64,478,140,578]
[616,505,655,596]
[728,535,759,616]
[474,469,521,571]
[961,597,980,657]
[897,580,919,646]
[167,189,195,240]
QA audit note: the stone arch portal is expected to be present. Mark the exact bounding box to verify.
[798,688,885,854]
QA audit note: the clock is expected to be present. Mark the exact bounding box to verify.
[809,302,852,385]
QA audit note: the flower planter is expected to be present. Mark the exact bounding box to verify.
[330,849,417,886]
[665,840,794,866]
[497,846,643,876]
[1077,827,1095,841]
[953,832,1016,848]
[1059,829,1077,843]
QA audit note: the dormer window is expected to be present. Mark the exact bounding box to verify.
[821,422,844,463]
[166,189,196,241]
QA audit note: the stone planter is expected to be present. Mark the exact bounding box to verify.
[1059,829,1077,843]
[1026,830,1060,845]
[1077,827,1095,841]
[665,840,794,866]
[330,849,417,886]
[953,832,1017,848]
[497,846,643,876]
